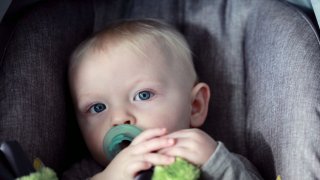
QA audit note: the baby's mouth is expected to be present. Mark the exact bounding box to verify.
[103,124,142,161]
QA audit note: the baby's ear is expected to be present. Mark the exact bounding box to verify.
[190,82,211,128]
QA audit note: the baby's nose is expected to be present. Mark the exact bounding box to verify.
[110,110,136,127]
[113,120,132,127]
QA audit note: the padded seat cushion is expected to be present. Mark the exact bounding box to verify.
[0,0,319,178]
[0,0,94,172]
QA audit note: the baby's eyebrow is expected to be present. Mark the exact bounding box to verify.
[130,80,166,91]
[129,76,166,86]
[76,100,91,113]
[76,94,101,112]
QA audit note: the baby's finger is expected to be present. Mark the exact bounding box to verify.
[141,153,175,165]
[126,161,152,177]
[131,128,167,145]
[159,137,215,166]
[158,137,190,153]
[158,146,198,165]
[159,145,192,156]
[133,137,175,154]
[164,128,200,139]
[126,154,174,177]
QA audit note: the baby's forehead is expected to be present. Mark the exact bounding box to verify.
[72,25,196,80]
[82,41,187,74]
[85,37,171,63]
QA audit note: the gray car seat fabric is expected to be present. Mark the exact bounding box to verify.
[245,0,320,179]
[0,0,93,173]
[1,0,320,179]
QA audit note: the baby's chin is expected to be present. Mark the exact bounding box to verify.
[90,148,108,166]
[95,155,108,167]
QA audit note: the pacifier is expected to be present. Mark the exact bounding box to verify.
[103,124,142,161]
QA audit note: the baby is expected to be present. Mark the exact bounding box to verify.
[66,19,261,179]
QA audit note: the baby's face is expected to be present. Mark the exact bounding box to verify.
[70,43,195,165]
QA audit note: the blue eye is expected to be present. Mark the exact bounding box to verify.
[134,90,154,101]
[89,103,107,113]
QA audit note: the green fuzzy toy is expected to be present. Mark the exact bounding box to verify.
[16,167,58,180]
[15,158,58,180]
[152,157,200,180]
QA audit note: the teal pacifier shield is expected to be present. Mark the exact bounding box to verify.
[103,124,142,161]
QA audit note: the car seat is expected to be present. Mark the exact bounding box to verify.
[0,0,319,179]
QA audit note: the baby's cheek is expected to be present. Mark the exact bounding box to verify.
[90,141,108,166]
[154,116,189,133]
[83,130,108,165]
[167,109,191,128]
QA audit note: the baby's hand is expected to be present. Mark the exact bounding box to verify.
[158,128,217,166]
[92,128,175,180]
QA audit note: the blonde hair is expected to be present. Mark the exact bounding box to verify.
[69,19,197,83]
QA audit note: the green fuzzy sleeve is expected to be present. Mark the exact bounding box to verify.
[152,157,200,180]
